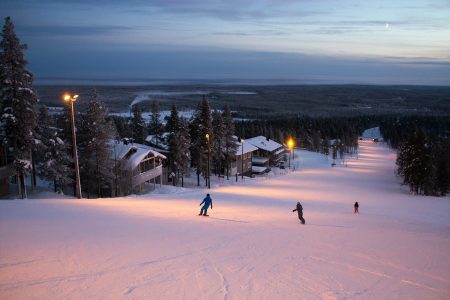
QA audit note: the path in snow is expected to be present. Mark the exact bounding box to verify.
[1,141,449,299]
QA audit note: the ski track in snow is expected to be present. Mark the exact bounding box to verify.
[1,140,450,299]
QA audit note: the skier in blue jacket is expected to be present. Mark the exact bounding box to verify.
[199,194,213,216]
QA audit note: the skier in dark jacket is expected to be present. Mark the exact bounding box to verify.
[292,202,305,224]
[199,194,213,216]
[354,201,359,214]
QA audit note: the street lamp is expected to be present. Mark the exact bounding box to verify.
[238,137,244,180]
[205,133,210,189]
[287,138,294,170]
[63,93,82,199]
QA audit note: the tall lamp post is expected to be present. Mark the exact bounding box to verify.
[238,137,244,180]
[287,138,294,170]
[205,133,211,189]
[64,94,82,199]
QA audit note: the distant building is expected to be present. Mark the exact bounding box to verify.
[110,141,166,196]
[245,136,286,169]
[231,140,258,176]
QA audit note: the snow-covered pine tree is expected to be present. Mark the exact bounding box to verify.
[175,118,191,187]
[433,139,450,196]
[131,105,146,144]
[222,105,237,179]
[148,100,163,147]
[189,104,201,186]
[166,104,181,185]
[0,17,38,198]
[110,115,131,139]
[190,96,212,186]
[212,109,225,176]
[396,129,433,195]
[36,106,72,193]
[79,89,114,197]
[165,104,180,136]
[33,106,48,165]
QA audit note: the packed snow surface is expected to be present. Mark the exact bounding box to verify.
[1,141,450,299]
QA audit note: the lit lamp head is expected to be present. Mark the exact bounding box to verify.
[205,133,210,141]
[63,94,79,102]
[288,138,294,150]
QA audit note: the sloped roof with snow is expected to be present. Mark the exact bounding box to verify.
[245,136,283,152]
[111,141,166,170]
[145,133,169,150]
[235,141,258,156]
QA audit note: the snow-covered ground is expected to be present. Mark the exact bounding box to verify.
[1,140,449,299]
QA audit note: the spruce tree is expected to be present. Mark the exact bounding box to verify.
[190,97,212,186]
[36,106,72,193]
[433,139,450,196]
[148,100,163,147]
[79,89,114,197]
[0,17,38,198]
[165,104,180,136]
[166,104,181,184]
[175,118,191,187]
[397,129,433,195]
[131,105,146,144]
[166,106,191,187]
[222,105,237,179]
[212,110,225,175]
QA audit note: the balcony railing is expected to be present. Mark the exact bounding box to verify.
[132,165,163,187]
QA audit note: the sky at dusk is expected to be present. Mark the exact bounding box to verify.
[1,0,449,85]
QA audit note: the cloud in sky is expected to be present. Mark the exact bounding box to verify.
[0,0,449,84]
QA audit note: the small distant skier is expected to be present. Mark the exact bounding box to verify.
[292,202,305,224]
[199,194,213,216]
[354,201,359,214]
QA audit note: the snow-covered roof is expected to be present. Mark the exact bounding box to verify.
[245,136,282,152]
[145,133,169,150]
[111,141,166,170]
[252,166,268,173]
[146,132,169,142]
[235,141,258,156]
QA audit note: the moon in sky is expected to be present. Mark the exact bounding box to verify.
[385,23,390,29]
